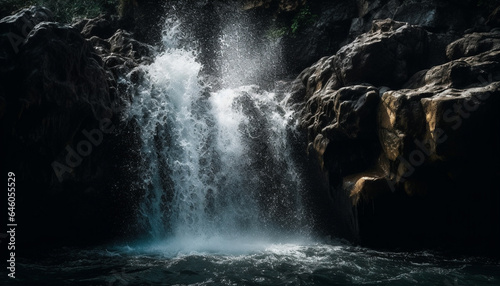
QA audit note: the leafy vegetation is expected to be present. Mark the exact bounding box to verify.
[266,24,288,39]
[266,5,318,40]
[290,5,317,34]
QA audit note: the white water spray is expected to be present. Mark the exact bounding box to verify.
[127,16,310,253]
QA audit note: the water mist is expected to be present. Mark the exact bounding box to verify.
[126,11,310,255]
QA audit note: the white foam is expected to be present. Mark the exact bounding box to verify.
[127,15,310,252]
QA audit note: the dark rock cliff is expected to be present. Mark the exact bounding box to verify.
[0,6,152,247]
[290,18,500,254]
[243,0,486,74]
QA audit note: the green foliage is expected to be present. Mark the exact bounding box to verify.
[0,0,118,23]
[266,5,318,40]
[290,5,317,34]
[266,25,288,40]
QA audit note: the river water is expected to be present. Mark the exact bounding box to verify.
[17,241,500,285]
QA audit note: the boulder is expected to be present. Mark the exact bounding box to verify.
[0,7,142,247]
[108,29,154,63]
[334,19,428,88]
[282,0,357,73]
[446,29,500,60]
[75,14,155,94]
[302,84,381,190]
[345,172,390,205]
[19,22,112,119]
[292,20,500,253]
[80,14,120,39]
[0,6,53,59]
[304,85,380,142]
[393,0,474,32]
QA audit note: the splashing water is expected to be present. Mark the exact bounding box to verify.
[126,16,310,253]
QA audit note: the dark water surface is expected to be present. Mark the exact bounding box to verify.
[13,238,500,286]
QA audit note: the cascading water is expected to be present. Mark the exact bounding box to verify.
[126,14,310,253]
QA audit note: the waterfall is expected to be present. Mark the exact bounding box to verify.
[126,14,310,253]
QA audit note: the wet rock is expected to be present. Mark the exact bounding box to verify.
[0,6,53,33]
[282,0,357,73]
[0,7,141,247]
[292,20,500,253]
[393,0,474,32]
[74,13,154,94]
[375,43,500,189]
[378,90,427,162]
[80,14,120,39]
[301,84,381,191]
[304,85,380,142]
[19,22,112,119]
[345,173,390,205]
[0,6,53,59]
[334,19,428,88]
[446,29,500,60]
[108,29,154,63]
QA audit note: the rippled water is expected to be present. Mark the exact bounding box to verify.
[18,240,500,286]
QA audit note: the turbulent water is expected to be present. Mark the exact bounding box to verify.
[18,243,500,285]
[125,16,309,248]
[13,10,500,286]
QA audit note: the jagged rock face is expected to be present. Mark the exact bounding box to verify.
[267,0,483,74]
[0,6,53,63]
[79,14,120,40]
[297,20,429,179]
[20,22,112,119]
[288,19,428,109]
[380,47,500,189]
[335,19,428,87]
[446,29,500,60]
[282,0,357,74]
[76,15,155,71]
[1,7,112,182]
[393,0,474,32]
[304,85,380,178]
[293,20,500,252]
[0,7,146,246]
